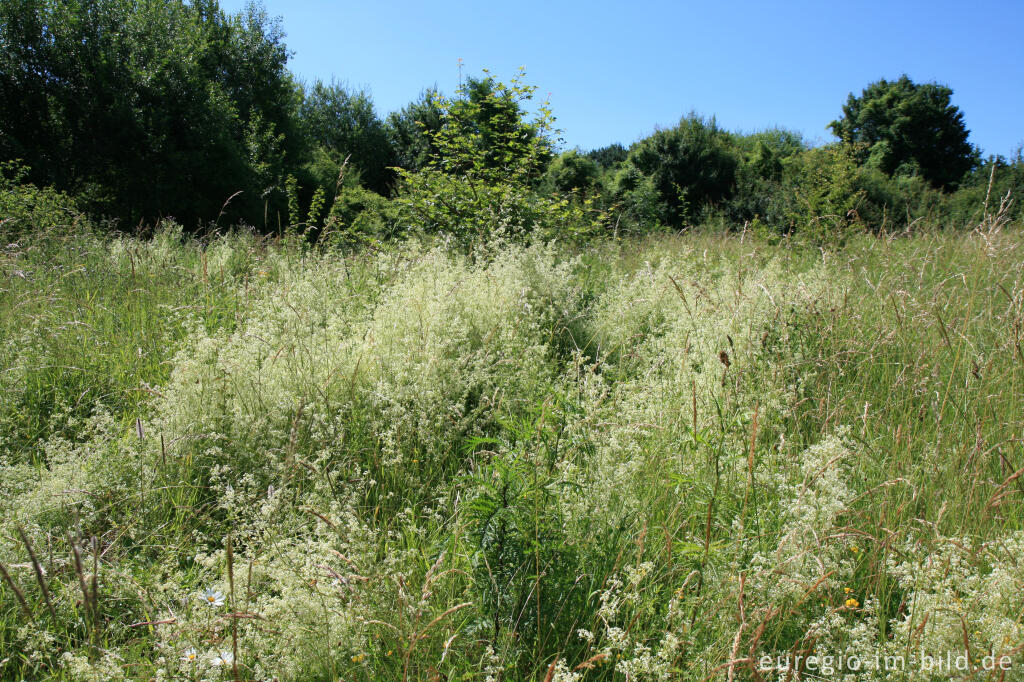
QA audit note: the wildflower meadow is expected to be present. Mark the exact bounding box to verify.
[1,223,1022,680]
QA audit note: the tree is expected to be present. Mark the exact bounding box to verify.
[585,143,628,170]
[299,81,395,195]
[392,70,580,246]
[829,75,978,190]
[0,0,301,226]
[622,114,738,225]
[430,71,555,182]
[543,150,601,194]
[386,89,444,172]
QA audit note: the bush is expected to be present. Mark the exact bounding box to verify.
[0,162,85,240]
[392,70,607,247]
[542,149,602,194]
[772,145,867,243]
[323,182,398,247]
[622,114,738,226]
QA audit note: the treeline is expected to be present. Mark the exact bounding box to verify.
[1,0,1021,244]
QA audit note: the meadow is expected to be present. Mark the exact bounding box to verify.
[1,222,1023,681]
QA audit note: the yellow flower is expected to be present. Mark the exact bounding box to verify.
[844,587,853,595]
[850,545,860,554]
[845,598,860,609]
[351,653,365,663]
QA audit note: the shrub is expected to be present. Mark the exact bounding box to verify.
[622,114,738,226]
[0,162,85,240]
[390,70,608,247]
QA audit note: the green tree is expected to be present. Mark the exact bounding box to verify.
[829,75,978,190]
[621,114,738,225]
[724,128,807,226]
[542,149,601,194]
[386,89,444,172]
[430,70,555,182]
[392,70,600,246]
[585,143,628,170]
[299,81,395,195]
[0,0,301,226]
[386,74,555,183]
[780,144,866,242]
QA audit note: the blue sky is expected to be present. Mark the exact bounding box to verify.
[220,0,1024,158]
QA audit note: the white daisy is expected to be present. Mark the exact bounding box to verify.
[211,650,234,667]
[200,588,226,607]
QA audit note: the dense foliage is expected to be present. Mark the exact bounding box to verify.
[620,115,738,224]
[829,75,978,190]
[2,2,1021,241]
[0,0,302,225]
[299,81,395,196]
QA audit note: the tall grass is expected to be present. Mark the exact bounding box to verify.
[0,223,1022,680]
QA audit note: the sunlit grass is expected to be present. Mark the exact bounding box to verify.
[1,224,1022,680]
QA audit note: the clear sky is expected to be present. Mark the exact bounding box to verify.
[219,0,1024,158]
